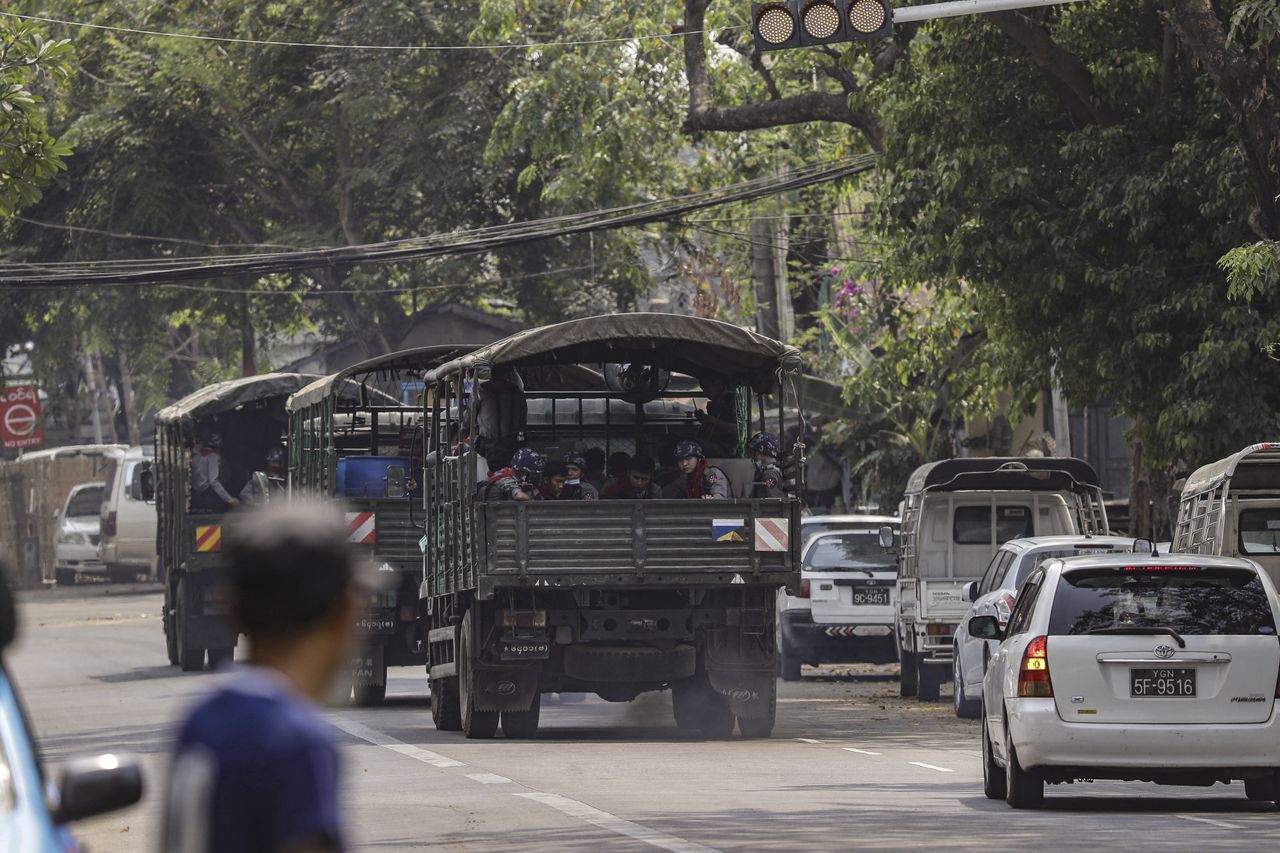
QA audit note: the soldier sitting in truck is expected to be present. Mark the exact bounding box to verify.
[559,452,600,500]
[748,432,785,499]
[478,447,541,502]
[191,432,239,512]
[603,454,662,500]
[674,440,730,500]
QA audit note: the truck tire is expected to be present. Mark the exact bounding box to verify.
[207,646,234,669]
[899,649,918,697]
[353,655,388,707]
[563,643,696,683]
[55,568,76,587]
[501,692,541,739]
[672,671,734,738]
[736,677,777,739]
[431,672,462,731]
[779,642,802,682]
[459,610,499,739]
[164,597,179,666]
[176,577,204,672]
[917,657,945,702]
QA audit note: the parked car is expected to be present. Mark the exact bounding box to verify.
[97,445,157,583]
[973,553,1280,809]
[779,517,900,680]
[0,563,143,849]
[951,535,1143,718]
[53,483,106,587]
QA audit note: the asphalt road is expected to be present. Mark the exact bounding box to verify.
[8,585,1278,851]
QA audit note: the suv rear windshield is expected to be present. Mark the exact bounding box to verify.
[1048,566,1278,637]
[1238,509,1280,555]
[953,506,1033,545]
[805,534,896,573]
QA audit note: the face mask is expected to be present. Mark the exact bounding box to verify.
[565,478,580,485]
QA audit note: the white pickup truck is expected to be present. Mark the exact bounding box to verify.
[1174,442,1280,584]
[882,457,1109,701]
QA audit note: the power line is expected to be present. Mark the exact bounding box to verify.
[2,11,734,53]
[13,216,301,251]
[0,156,879,288]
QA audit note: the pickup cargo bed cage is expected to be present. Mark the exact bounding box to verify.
[1175,442,1280,555]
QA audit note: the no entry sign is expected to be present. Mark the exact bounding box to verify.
[1,385,44,450]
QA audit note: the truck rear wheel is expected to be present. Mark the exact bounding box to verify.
[207,646,234,669]
[459,610,499,739]
[176,577,204,672]
[56,568,76,587]
[899,649,918,697]
[917,657,944,702]
[672,672,734,738]
[501,693,541,739]
[431,674,462,731]
[164,598,179,666]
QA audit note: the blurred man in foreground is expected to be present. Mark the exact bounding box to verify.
[162,501,366,853]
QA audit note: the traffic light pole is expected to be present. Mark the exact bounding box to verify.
[894,0,1087,24]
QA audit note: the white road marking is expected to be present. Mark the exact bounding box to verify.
[1176,815,1242,830]
[796,738,824,744]
[909,762,954,773]
[328,717,465,768]
[467,772,513,785]
[843,747,881,756]
[516,792,720,853]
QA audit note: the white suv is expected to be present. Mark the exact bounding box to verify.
[951,535,1141,718]
[973,554,1280,808]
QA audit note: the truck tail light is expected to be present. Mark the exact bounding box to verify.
[102,511,117,538]
[994,592,1016,627]
[799,579,810,598]
[926,623,954,636]
[501,609,546,629]
[1017,635,1053,698]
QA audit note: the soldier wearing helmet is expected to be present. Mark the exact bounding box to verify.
[674,439,730,500]
[748,432,785,499]
[478,447,542,502]
[558,451,599,500]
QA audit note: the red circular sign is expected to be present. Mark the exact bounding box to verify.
[3,402,38,437]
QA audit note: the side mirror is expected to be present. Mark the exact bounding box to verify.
[963,581,978,602]
[877,524,897,551]
[386,465,406,499]
[968,615,1005,642]
[133,462,155,503]
[52,754,143,824]
[1132,538,1154,555]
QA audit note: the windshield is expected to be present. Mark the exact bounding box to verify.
[1048,566,1278,637]
[953,505,1033,545]
[66,486,104,518]
[804,533,896,573]
[1238,508,1280,555]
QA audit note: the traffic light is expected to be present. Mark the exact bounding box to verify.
[751,0,892,53]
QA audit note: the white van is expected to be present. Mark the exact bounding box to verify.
[97,446,157,582]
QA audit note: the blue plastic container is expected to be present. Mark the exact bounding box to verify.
[336,455,411,498]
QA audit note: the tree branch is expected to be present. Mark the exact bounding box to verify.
[1160,0,1280,240]
[988,10,1117,128]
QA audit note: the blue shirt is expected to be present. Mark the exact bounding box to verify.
[162,667,343,853]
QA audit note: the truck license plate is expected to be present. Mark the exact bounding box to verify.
[1130,668,1196,697]
[501,641,551,661]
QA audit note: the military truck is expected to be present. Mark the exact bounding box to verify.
[421,314,804,739]
[286,346,473,704]
[153,374,319,671]
[1174,442,1280,584]
[884,457,1108,701]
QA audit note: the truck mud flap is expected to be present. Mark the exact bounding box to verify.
[473,666,540,714]
[351,644,385,687]
[706,668,774,718]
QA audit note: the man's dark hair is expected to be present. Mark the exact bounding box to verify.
[543,460,568,479]
[224,501,359,640]
[629,454,654,475]
[584,446,606,473]
[607,451,630,476]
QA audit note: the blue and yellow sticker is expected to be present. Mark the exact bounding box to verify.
[712,518,747,542]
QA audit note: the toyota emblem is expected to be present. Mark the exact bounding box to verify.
[1153,644,1175,659]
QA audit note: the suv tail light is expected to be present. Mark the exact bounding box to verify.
[994,592,1016,627]
[102,511,117,538]
[799,579,810,599]
[1017,635,1053,698]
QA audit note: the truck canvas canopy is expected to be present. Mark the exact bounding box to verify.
[157,373,324,437]
[286,345,475,413]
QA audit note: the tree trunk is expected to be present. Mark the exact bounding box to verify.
[241,293,256,377]
[1129,440,1150,540]
[114,338,141,446]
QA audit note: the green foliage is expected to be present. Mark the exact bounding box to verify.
[0,17,74,215]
